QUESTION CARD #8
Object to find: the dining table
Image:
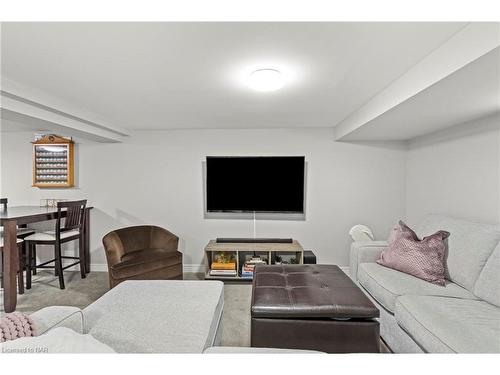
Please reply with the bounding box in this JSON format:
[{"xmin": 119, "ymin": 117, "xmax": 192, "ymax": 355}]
[{"xmin": 1, "ymin": 206, "xmax": 92, "ymax": 313}]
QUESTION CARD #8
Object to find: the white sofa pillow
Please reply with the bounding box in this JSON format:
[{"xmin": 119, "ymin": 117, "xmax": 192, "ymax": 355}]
[{"xmin": 0, "ymin": 327, "xmax": 115, "ymax": 353}]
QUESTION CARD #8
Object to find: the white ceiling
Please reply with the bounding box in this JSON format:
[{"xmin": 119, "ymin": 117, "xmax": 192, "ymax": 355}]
[
  {"xmin": 1, "ymin": 22, "xmax": 467, "ymax": 131},
  {"xmin": 342, "ymin": 47, "xmax": 500, "ymax": 141}
]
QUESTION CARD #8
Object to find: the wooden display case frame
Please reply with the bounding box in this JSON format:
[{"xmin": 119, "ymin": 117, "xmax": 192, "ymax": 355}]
[{"xmin": 32, "ymin": 134, "xmax": 74, "ymax": 188}]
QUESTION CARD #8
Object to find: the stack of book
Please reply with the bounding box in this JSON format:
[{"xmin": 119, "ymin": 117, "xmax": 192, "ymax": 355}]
[
  {"xmin": 210, "ymin": 261, "xmax": 237, "ymax": 277},
  {"xmin": 241, "ymin": 257, "xmax": 267, "ymax": 278},
  {"xmin": 241, "ymin": 263, "xmax": 255, "ymax": 278}
]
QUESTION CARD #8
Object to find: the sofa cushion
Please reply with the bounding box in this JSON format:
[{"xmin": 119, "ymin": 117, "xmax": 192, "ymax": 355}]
[
  {"xmin": 395, "ymin": 295, "xmax": 500, "ymax": 353},
  {"xmin": 416, "ymin": 215, "xmax": 500, "ymax": 291},
  {"xmin": 358, "ymin": 262, "xmax": 477, "ymax": 313},
  {"xmin": 30, "ymin": 306, "xmax": 84, "ymax": 334},
  {"xmin": 111, "ymin": 249, "xmax": 182, "ymax": 279},
  {"xmin": 0, "ymin": 327, "xmax": 115, "ymax": 353},
  {"xmin": 120, "ymin": 248, "xmax": 179, "ymax": 263},
  {"xmin": 83, "ymin": 280, "xmax": 224, "ymax": 353},
  {"xmin": 473, "ymin": 243, "xmax": 500, "ymax": 307}
]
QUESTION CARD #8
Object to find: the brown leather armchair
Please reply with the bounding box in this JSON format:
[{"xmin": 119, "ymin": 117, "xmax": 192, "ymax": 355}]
[{"xmin": 102, "ymin": 225, "xmax": 182, "ymax": 288}]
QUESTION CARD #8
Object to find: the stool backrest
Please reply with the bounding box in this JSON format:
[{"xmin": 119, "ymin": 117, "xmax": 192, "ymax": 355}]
[
  {"xmin": 0, "ymin": 198, "xmax": 7, "ymax": 212},
  {"xmin": 56, "ymin": 200, "xmax": 87, "ymax": 237}
]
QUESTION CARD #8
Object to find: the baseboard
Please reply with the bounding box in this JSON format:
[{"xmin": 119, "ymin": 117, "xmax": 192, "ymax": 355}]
[
  {"xmin": 61, "ymin": 262, "xmax": 349, "ymax": 276},
  {"xmin": 86, "ymin": 263, "xmax": 109, "ymax": 272},
  {"xmin": 61, "ymin": 261, "xmax": 204, "ymax": 274},
  {"xmin": 182, "ymin": 264, "xmax": 205, "ymax": 274}
]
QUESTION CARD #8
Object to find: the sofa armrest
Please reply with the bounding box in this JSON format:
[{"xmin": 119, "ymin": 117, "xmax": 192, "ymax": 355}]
[
  {"xmin": 349, "ymin": 241, "xmax": 388, "ymax": 282},
  {"xmin": 30, "ymin": 306, "xmax": 85, "ymax": 334},
  {"xmin": 102, "ymin": 231, "xmax": 125, "ymax": 268}
]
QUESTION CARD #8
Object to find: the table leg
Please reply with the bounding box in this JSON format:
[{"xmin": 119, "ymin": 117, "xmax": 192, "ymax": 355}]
[
  {"xmin": 3, "ymin": 220, "xmax": 18, "ymax": 313},
  {"xmin": 84, "ymin": 208, "xmax": 90, "ymax": 273}
]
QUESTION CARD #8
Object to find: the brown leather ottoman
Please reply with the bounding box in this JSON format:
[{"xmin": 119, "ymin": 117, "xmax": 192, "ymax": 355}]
[{"xmin": 251, "ymin": 264, "xmax": 380, "ymax": 353}]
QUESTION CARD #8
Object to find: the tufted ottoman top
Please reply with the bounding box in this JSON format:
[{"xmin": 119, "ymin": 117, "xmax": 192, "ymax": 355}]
[{"xmin": 251, "ymin": 265, "xmax": 379, "ymax": 319}]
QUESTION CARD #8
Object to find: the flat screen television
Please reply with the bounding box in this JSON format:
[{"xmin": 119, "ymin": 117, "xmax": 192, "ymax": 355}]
[{"xmin": 206, "ymin": 156, "xmax": 305, "ymax": 213}]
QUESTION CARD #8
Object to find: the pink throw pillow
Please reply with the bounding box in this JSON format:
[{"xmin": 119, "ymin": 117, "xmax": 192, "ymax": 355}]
[
  {"xmin": 377, "ymin": 221, "xmax": 450, "ymax": 286},
  {"xmin": 0, "ymin": 312, "xmax": 37, "ymax": 342}
]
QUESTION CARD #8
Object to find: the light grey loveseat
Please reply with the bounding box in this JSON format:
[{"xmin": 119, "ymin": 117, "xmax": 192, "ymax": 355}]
[{"xmin": 350, "ymin": 215, "xmax": 500, "ymax": 353}]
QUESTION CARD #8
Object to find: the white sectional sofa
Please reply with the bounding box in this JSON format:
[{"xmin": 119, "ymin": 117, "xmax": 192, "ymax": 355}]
[{"xmin": 350, "ymin": 215, "xmax": 500, "ymax": 353}]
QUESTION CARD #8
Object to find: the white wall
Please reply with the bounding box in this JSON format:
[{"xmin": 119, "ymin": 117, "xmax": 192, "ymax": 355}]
[
  {"xmin": 0, "ymin": 128, "xmax": 407, "ymax": 270},
  {"xmin": 406, "ymin": 114, "xmax": 500, "ymax": 226}
]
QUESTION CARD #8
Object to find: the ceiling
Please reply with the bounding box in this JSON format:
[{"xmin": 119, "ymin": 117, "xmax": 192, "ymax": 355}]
[
  {"xmin": 1, "ymin": 22, "xmax": 468, "ymax": 131},
  {"xmin": 342, "ymin": 47, "xmax": 500, "ymax": 141}
]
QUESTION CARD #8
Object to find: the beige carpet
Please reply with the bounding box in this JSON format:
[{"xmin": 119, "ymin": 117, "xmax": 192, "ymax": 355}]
[{"xmin": 1, "ymin": 271, "xmax": 252, "ymax": 347}]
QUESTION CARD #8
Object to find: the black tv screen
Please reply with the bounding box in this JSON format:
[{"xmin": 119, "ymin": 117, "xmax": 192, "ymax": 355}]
[{"xmin": 206, "ymin": 156, "xmax": 305, "ymax": 213}]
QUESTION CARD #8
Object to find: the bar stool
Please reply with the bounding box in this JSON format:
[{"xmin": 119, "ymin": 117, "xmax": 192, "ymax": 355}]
[{"xmin": 24, "ymin": 200, "xmax": 87, "ymax": 290}]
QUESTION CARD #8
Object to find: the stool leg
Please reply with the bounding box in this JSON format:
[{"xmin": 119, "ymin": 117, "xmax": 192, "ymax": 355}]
[
  {"xmin": 1, "ymin": 252, "xmax": 3, "ymax": 288},
  {"xmin": 17, "ymin": 244, "xmax": 24, "ymax": 295},
  {"xmin": 54, "ymin": 266, "xmax": 58, "ymax": 276},
  {"xmin": 26, "ymin": 242, "xmax": 32, "ymax": 289},
  {"xmin": 78, "ymin": 236, "xmax": 86, "ymax": 279},
  {"xmin": 32, "ymin": 246, "xmax": 37, "ymax": 275},
  {"xmin": 54, "ymin": 243, "xmax": 58, "ymax": 276},
  {"xmin": 17, "ymin": 265, "xmax": 24, "ymax": 294},
  {"xmin": 54, "ymin": 241, "xmax": 65, "ymax": 290}
]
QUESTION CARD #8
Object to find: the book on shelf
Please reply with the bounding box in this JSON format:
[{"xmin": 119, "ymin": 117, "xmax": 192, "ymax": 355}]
[
  {"xmin": 240, "ymin": 260, "xmax": 261, "ymax": 278},
  {"xmin": 246, "ymin": 257, "xmax": 267, "ymax": 265},
  {"xmin": 211, "ymin": 262, "xmax": 236, "ymax": 270},
  {"xmin": 209, "ymin": 269, "xmax": 237, "ymax": 276}
]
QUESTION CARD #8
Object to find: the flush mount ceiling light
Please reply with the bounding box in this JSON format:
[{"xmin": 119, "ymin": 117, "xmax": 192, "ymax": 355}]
[{"xmin": 248, "ymin": 69, "xmax": 284, "ymax": 92}]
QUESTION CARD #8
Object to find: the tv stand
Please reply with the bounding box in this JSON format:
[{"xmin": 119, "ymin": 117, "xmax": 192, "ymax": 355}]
[
  {"xmin": 204, "ymin": 239, "xmax": 304, "ymax": 281},
  {"xmin": 216, "ymin": 238, "xmax": 293, "ymax": 244}
]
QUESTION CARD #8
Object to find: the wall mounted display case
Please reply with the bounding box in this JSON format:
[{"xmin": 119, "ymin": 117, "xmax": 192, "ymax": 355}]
[{"xmin": 32, "ymin": 134, "xmax": 74, "ymax": 188}]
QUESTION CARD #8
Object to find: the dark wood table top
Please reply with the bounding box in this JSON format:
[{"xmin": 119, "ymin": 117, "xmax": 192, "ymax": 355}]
[{"xmin": 0, "ymin": 205, "xmax": 93, "ymax": 224}]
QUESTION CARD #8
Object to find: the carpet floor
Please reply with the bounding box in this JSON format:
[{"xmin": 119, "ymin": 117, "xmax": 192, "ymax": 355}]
[{"xmin": 1, "ymin": 271, "xmax": 388, "ymax": 351}]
